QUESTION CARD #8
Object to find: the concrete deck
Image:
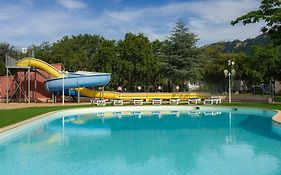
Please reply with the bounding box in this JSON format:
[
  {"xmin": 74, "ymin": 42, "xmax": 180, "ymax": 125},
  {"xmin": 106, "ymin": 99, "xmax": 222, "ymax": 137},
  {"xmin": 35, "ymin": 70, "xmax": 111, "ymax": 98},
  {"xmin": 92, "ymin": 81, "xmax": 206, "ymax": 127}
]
[{"xmin": 272, "ymin": 110, "xmax": 281, "ymax": 124}]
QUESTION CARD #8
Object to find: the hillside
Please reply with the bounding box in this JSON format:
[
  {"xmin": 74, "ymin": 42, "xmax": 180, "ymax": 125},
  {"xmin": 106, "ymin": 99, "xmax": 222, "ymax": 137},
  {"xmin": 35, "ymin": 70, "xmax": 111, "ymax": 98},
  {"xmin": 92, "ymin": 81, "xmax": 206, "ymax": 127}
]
[{"xmin": 205, "ymin": 34, "xmax": 272, "ymax": 54}]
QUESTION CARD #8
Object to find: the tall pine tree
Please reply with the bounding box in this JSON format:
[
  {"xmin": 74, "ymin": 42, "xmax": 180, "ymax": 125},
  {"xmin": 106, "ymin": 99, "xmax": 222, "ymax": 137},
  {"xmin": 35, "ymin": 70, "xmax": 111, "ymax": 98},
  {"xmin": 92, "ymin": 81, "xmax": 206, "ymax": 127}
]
[{"xmin": 163, "ymin": 20, "xmax": 201, "ymax": 85}]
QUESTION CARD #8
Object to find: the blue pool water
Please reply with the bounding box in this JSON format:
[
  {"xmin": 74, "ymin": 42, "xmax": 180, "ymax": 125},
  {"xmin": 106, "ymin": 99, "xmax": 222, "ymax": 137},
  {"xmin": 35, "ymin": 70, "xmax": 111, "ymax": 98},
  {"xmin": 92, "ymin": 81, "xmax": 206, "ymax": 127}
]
[{"xmin": 0, "ymin": 107, "xmax": 281, "ymax": 175}]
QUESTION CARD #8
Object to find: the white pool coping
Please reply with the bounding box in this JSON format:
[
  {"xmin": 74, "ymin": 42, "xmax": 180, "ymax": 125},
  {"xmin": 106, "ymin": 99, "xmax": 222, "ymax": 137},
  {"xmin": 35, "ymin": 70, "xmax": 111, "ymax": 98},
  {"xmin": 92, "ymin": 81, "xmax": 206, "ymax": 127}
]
[
  {"xmin": 272, "ymin": 110, "xmax": 281, "ymax": 124},
  {"xmin": 0, "ymin": 105, "xmax": 278, "ymax": 144}
]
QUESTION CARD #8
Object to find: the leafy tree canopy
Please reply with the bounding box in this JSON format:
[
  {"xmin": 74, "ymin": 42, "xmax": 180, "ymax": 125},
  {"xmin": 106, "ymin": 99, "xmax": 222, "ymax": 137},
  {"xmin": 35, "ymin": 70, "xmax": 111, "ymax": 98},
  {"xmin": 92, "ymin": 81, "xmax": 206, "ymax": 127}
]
[
  {"xmin": 0, "ymin": 43, "xmax": 18, "ymax": 75},
  {"xmin": 163, "ymin": 20, "xmax": 201, "ymax": 84},
  {"xmin": 117, "ymin": 33, "xmax": 160, "ymax": 86},
  {"xmin": 231, "ymin": 0, "xmax": 281, "ymax": 45}
]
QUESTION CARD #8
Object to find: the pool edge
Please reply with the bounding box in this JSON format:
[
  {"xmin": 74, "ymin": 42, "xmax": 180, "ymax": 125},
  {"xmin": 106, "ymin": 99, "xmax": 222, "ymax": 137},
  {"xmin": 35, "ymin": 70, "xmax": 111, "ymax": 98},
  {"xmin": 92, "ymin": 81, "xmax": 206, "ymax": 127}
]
[
  {"xmin": 0, "ymin": 106, "xmax": 212, "ymax": 134},
  {"xmin": 0, "ymin": 111, "xmax": 58, "ymax": 133},
  {"xmin": 272, "ymin": 110, "xmax": 281, "ymax": 124},
  {"xmin": 1, "ymin": 105, "xmax": 280, "ymax": 134}
]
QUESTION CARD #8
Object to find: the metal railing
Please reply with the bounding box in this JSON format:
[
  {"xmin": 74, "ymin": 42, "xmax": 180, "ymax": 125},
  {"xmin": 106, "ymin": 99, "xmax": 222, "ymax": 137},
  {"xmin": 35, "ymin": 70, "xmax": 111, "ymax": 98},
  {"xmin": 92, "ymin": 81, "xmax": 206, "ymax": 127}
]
[{"xmin": 5, "ymin": 55, "xmax": 17, "ymax": 67}]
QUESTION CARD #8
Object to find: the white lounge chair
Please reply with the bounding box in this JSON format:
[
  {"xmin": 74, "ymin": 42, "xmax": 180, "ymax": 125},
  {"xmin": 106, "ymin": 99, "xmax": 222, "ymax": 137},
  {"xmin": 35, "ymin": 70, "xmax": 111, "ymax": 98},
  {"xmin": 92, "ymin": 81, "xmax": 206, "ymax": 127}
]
[
  {"xmin": 113, "ymin": 99, "xmax": 123, "ymax": 106},
  {"xmin": 212, "ymin": 97, "xmax": 222, "ymax": 104},
  {"xmin": 132, "ymin": 99, "xmax": 143, "ymax": 105},
  {"xmin": 91, "ymin": 99, "xmax": 106, "ymax": 106},
  {"xmin": 203, "ymin": 97, "xmax": 222, "ymax": 105},
  {"xmin": 188, "ymin": 98, "xmax": 201, "ymax": 105},
  {"xmin": 152, "ymin": 98, "xmax": 162, "ymax": 105},
  {"xmin": 170, "ymin": 98, "xmax": 180, "ymax": 105},
  {"xmin": 203, "ymin": 98, "xmax": 214, "ymax": 105}
]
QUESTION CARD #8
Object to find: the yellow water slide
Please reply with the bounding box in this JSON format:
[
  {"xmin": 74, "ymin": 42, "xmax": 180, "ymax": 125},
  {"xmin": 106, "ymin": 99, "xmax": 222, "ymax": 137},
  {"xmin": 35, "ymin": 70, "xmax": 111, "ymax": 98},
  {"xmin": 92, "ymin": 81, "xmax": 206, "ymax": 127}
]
[
  {"xmin": 78, "ymin": 88, "xmax": 209, "ymax": 101},
  {"xmin": 16, "ymin": 57, "xmax": 210, "ymax": 101},
  {"xmin": 17, "ymin": 57, "xmax": 64, "ymax": 78}
]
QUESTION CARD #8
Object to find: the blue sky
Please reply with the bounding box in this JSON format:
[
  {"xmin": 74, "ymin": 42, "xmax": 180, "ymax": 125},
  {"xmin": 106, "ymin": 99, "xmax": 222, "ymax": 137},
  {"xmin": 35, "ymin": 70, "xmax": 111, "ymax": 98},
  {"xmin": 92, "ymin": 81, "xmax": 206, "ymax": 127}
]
[{"xmin": 0, "ymin": 0, "xmax": 264, "ymax": 47}]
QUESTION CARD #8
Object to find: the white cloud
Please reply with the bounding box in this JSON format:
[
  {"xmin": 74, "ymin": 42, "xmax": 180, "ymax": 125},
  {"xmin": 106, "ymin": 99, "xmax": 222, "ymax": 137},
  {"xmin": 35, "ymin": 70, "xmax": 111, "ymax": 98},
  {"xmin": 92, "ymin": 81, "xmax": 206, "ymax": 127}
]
[
  {"xmin": 0, "ymin": 6, "xmax": 23, "ymax": 21},
  {"xmin": 105, "ymin": 9, "xmax": 144, "ymax": 22},
  {"xmin": 0, "ymin": 0, "xmax": 264, "ymax": 46},
  {"xmin": 55, "ymin": 0, "xmax": 88, "ymax": 10},
  {"xmin": 104, "ymin": 0, "xmax": 262, "ymax": 45},
  {"xmin": 185, "ymin": 0, "xmax": 259, "ymax": 23},
  {"xmin": 104, "ymin": 0, "xmax": 259, "ymax": 23}
]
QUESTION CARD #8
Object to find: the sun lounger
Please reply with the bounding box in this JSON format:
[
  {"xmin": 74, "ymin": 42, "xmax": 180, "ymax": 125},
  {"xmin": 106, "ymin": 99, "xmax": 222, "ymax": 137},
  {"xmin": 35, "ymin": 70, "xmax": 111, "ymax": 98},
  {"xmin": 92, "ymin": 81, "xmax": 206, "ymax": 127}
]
[
  {"xmin": 203, "ymin": 97, "xmax": 222, "ymax": 105},
  {"xmin": 170, "ymin": 98, "xmax": 180, "ymax": 105},
  {"xmin": 188, "ymin": 98, "xmax": 201, "ymax": 105},
  {"xmin": 203, "ymin": 98, "xmax": 214, "ymax": 105},
  {"xmin": 91, "ymin": 99, "xmax": 106, "ymax": 106},
  {"xmin": 212, "ymin": 97, "xmax": 222, "ymax": 104},
  {"xmin": 132, "ymin": 99, "xmax": 143, "ymax": 105},
  {"xmin": 152, "ymin": 98, "xmax": 162, "ymax": 105},
  {"xmin": 113, "ymin": 99, "xmax": 123, "ymax": 106}
]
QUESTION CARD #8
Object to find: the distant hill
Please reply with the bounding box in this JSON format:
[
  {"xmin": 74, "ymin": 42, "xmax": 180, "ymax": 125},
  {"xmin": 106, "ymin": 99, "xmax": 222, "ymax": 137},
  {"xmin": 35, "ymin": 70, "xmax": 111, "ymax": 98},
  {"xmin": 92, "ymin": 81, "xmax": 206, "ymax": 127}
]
[{"xmin": 205, "ymin": 34, "xmax": 272, "ymax": 54}]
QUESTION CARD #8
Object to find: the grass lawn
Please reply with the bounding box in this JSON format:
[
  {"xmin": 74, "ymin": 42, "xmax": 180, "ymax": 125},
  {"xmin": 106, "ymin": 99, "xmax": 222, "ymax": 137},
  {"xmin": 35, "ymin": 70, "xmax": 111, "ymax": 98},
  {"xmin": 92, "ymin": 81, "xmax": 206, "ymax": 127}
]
[
  {"xmin": 0, "ymin": 105, "xmax": 92, "ymax": 128},
  {"xmin": 0, "ymin": 102, "xmax": 280, "ymax": 129}
]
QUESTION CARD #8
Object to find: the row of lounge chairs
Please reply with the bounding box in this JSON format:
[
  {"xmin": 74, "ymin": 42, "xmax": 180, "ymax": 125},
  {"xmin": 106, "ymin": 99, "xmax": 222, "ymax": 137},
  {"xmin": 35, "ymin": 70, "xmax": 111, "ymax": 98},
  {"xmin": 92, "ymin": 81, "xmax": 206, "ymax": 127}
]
[{"xmin": 91, "ymin": 97, "xmax": 222, "ymax": 106}]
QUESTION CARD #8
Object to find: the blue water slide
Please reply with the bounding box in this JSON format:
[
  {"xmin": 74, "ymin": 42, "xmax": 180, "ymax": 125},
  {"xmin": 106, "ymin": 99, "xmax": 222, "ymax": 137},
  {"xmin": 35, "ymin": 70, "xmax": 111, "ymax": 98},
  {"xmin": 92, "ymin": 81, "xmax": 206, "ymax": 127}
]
[{"xmin": 44, "ymin": 71, "xmax": 111, "ymax": 94}]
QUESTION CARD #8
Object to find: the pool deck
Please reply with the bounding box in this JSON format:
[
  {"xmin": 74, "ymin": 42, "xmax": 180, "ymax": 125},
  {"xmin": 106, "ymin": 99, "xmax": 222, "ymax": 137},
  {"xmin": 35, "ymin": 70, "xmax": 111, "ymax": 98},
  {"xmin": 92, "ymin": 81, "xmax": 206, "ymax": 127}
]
[{"xmin": 272, "ymin": 110, "xmax": 281, "ymax": 124}]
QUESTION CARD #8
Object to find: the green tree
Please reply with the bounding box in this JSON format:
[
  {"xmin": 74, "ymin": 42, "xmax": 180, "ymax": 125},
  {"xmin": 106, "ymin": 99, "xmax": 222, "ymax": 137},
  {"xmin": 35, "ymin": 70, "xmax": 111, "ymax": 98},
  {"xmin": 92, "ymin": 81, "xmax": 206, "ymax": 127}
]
[
  {"xmin": 117, "ymin": 33, "xmax": 160, "ymax": 88},
  {"xmin": 51, "ymin": 35, "xmax": 100, "ymax": 71},
  {"xmin": 152, "ymin": 40, "xmax": 166, "ymax": 84},
  {"xmin": 30, "ymin": 42, "xmax": 53, "ymax": 60},
  {"xmin": 0, "ymin": 43, "xmax": 18, "ymax": 75},
  {"xmin": 201, "ymin": 45, "xmax": 248, "ymax": 92},
  {"xmin": 231, "ymin": 0, "xmax": 281, "ymax": 45},
  {"xmin": 246, "ymin": 45, "xmax": 281, "ymax": 83},
  {"xmin": 92, "ymin": 39, "xmax": 120, "ymax": 85},
  {"xmin": 49, "ymin": 34, "xmax": 114, "ymax": 72},
  {"xmin": 163, "ymin": 20, "xmax": 201, "ymax": 86}
]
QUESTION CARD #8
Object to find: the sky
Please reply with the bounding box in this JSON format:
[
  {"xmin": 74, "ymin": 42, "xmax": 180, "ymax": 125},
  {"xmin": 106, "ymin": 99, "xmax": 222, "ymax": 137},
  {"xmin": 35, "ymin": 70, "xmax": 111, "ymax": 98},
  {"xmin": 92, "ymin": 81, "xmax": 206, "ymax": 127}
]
[{"xmin": 0, "ymin": 0, "xmax": 264, "ymax": 47}]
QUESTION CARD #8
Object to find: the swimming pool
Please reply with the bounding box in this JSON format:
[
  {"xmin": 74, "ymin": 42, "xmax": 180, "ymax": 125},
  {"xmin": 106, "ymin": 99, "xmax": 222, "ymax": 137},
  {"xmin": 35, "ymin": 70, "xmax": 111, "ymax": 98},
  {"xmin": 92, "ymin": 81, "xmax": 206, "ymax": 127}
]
[{"xmin": 0, "ymin": 106, "xmax": 281, "ymax": 175}]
